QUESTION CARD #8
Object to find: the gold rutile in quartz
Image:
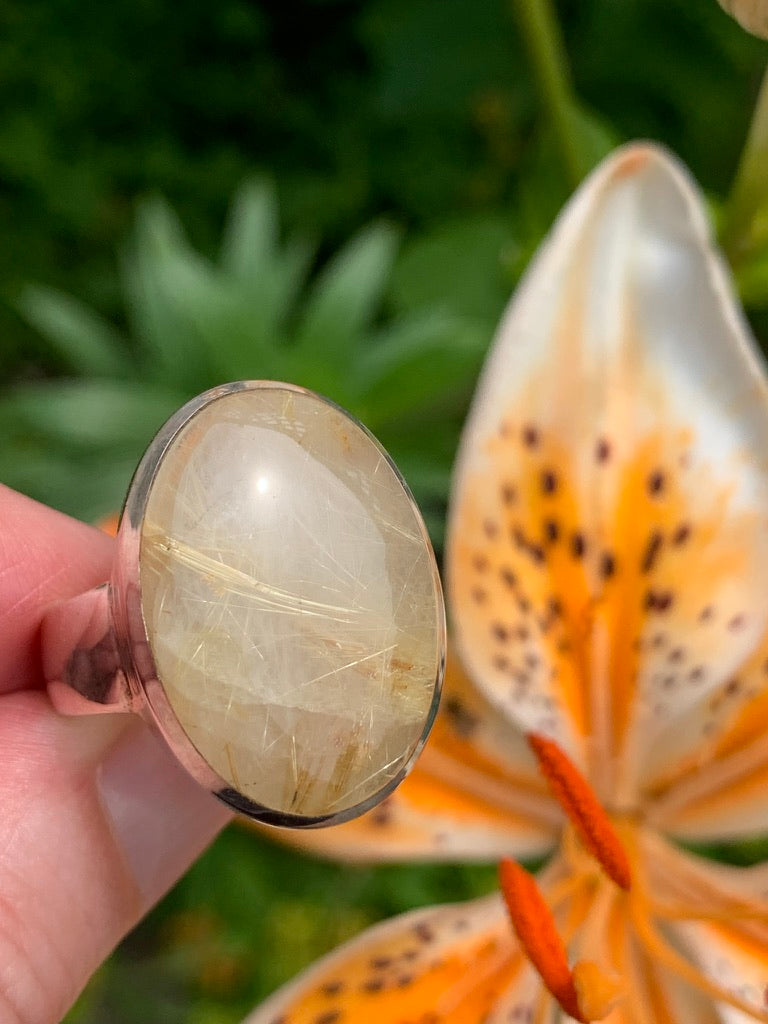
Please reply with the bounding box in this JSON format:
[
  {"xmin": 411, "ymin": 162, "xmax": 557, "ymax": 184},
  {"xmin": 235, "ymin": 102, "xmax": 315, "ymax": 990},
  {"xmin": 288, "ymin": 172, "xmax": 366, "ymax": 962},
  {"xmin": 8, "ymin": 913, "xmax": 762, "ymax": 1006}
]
[{"xmin": 139, "ymin": 386, "xmax": 442, "ymax": 818}]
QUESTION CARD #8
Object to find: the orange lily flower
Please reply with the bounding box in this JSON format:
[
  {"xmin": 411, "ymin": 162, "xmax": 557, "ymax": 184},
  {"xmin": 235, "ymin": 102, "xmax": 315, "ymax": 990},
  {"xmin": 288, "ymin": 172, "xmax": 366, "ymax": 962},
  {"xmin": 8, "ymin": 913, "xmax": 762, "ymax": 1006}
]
[{"xmin": 244, "ymin": 143, "xmax": 768, "ymax": 1023}]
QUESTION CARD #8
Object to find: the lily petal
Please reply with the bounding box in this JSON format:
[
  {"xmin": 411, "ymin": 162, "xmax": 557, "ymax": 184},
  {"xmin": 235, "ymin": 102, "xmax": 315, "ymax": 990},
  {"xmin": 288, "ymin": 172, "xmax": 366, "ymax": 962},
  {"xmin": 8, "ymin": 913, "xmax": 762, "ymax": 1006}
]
[
  {"xmin": 671, "ymin": 920, "xmax": 768, "ymax": 1024},
  {"xmin": 271, "ymin": 655, "xmax": 561, "ymax": 862},
  {"xmin": 647, "ymin": 627, "xmax": 768, "ymax": 840},
  {"xmin": 635, "ymin": 833, "xmax": 768, "ymax": 1021},
  {"xmin": 643, "ymin": 621, "xmax": 768, "ymax": 786},
  {"xmin": 447, "ymin": 142, "xmax": 768, "ymax": 810},
  {"xmin": 241, "ymin": 893, "xmax": 541, "ymax": 1024}
]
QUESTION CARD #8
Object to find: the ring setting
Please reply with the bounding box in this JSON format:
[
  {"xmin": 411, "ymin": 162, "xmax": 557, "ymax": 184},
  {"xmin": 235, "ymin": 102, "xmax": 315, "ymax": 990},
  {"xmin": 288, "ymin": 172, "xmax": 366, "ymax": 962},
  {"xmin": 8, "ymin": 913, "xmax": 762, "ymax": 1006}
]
[{"xmin": 44, "ymin": 381, "xmax": 445, "ymax": 827}]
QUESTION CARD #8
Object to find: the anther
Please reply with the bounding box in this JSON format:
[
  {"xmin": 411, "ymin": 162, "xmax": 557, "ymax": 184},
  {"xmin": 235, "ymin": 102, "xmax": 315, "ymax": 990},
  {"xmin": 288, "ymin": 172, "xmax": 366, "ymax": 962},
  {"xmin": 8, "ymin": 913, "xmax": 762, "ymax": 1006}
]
[
  {"xmin": 528, "ymin": 734, "xmax": 631, "ymax": 890},
  {"xmin": 499, "ymin": 859, "xmax": 583, "ymax": 1020},
  {"xmin": 499, "ymin": 861, "xmax": 621, "ymax": 1022}
]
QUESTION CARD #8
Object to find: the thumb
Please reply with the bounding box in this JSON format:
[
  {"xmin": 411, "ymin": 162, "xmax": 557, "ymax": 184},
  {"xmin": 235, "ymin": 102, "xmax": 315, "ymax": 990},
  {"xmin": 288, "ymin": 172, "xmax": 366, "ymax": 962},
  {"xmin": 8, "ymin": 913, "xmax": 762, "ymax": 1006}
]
[{"xmin": 0, "ymin": 692, "xmax": 230, "ymax": 1024}]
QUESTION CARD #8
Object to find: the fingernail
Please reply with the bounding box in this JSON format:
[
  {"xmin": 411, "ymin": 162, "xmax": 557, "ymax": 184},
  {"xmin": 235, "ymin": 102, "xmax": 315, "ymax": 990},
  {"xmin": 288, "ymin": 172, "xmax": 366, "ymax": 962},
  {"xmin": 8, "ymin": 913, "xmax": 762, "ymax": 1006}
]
[{"xmin": 98, "ymin": 721, "xmax": 232, "ymax": 906}]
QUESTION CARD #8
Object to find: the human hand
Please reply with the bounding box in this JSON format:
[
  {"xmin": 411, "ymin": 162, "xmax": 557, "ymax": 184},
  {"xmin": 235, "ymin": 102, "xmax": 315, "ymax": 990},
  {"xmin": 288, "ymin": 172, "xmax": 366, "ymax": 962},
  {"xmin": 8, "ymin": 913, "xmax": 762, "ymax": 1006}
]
[{"xmin": 0, "ymin": 484, "xmax": 231, "ymax": 1023}]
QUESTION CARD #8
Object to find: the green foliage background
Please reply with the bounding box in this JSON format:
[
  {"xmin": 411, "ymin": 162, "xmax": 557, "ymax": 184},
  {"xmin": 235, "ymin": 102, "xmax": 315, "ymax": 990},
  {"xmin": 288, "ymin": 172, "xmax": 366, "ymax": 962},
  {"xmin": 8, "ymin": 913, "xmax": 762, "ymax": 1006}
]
[{"xmin": 1, "ymin": 1, "xmax": 768, "ymax": 1021}]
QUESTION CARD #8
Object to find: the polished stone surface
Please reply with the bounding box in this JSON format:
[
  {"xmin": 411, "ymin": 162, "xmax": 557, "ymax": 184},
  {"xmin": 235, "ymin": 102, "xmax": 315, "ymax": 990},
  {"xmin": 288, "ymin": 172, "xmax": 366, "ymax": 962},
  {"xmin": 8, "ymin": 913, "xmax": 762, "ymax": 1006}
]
[{"xmin": 139, "ymin": 386, "xmax": 441, "ymax": 818}]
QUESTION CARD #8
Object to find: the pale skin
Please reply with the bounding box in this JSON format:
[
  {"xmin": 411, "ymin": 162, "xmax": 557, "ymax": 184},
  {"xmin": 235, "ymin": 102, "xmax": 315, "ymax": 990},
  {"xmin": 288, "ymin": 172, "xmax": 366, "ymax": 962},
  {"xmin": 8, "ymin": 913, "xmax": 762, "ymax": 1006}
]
[{"xmin": 0, "ymin": 484, "xmax": 232, "ymax": 1024}]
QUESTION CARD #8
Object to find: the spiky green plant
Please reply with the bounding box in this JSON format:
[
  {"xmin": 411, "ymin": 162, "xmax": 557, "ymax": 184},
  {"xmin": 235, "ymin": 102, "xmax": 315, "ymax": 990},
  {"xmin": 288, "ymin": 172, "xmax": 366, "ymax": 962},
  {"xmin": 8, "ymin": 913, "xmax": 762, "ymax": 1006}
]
[{"xmin": 0, "ymin": 181, "xmax": 493, "ymax": 544}]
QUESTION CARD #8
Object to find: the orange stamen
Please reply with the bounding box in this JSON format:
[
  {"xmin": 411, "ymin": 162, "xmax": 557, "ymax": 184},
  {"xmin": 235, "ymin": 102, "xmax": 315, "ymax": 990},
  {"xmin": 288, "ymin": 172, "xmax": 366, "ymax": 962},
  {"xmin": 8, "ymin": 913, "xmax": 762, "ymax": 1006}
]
[
  {"xmin": 528, "ymin": 733, "xmax": 631, "ymax": 890},
  {"xmin": 499, "ymin": 858, "xmax": 585, "ymax": 1021}
]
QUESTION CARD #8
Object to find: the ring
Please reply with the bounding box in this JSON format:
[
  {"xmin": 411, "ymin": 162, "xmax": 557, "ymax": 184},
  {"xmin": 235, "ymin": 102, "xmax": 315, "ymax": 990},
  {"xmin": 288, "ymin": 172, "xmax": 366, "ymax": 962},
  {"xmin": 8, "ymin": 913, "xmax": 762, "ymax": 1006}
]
[{"xmin": 43, "ymin": 381, "xmax": 445, "ymax": 827}]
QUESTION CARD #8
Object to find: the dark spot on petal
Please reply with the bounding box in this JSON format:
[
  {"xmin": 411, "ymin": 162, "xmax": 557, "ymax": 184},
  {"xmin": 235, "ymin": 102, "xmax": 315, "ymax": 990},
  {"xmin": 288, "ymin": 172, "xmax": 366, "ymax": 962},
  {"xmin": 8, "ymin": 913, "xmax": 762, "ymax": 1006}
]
[
  {"xmin": 668, "ymin": 647, "xmax": 684, "ymax": 664},
  {"xmin": 370, "ymin": 956, "xmax": 392, "ymax": 970},
  {"xmin": 529, "ymin": 543, "xmax": 546, "ymax": 565},
  {"xmin": 471, "ymin": 587, "xmax": 487, "ymax": 604},
  {"xmin": 492, "ymin": 623, "xmax": 510, "ymax": 642},
  {"xmin": 689, "ymin": 666, "xmax": 705, "ymax": 684},
  {"xmin": 362, "ymin": 978, "xmax": 385, "ymax": 994},
  {"xmin": 522, "ymin": 425, "xmax": 539, "ymax": 448},
  {"xmin": 517, "ymin": 596, "xmax": 531, "ymax": 614},
  {"xmin": 414, "ymin": 922, "xmax": 435, "ymax": 943},
  {"xmin": 600, "ymin": 552, "xmax": 616, "ymax": 579},
  {"xmin": 541, "ymin": 469, "xmax": 557, "ymax": 495},
  {"xmin": 725, "ymin": 678, "xmax": 740, "ymax": 696},
  {"xmin": 516, "ymin": 625, "xmax": 530, "ymax": 641},
  {"xmin": 662, "ymin": 675, "xmax": 676, "ymax": 689},
  {"xmin": 641, "ymin": 530, "xmax": 663, "ymax": 573},
  {"xmin": 699, "ymin": 605, "xmax": 714, "ymax": 622},
  {"xmin": 548, "ymin": 596, "xmax": 563, "ymax": 618},
  {"xmin": 322, "ymin": 980, "xmax": 345, "ymax": 996},
  {"xmin": 473, "ymin": 554, "xmax": 489, "ymax": 573},
  {"xmin": 500, "ymin": 567, "xmax": 517, "ymax": 588},
  {"xmin": 570, "ymin": 532, "xmax": 586, "ymax": 558},
  {"xmin": 444, "ymin": 696, "xmax": 478, "ymax": 737},
  {"xmin": 493, "ymin": 655, "xmax": 509, "ymax": 672},
  {"xmin": 512, "ymin": 525, "xmax": 526, "ymax": 550},
  {"xmin": 728, "ymin": 614, "xmax": 746, "ymax": 631},
  {"xmin": 314, "ymin": 1012, "xmax": 342, "ymax": 1024},
  {"xmin": 501, "ymin": 483, "xmax": 517, "ymax": 505},
  {"xmin": 483, "ymin": 519, "xmax": 498, "ymax": 539},
  {"xmin": 544, "ymin": 519, "xmax": 560, "ymax": 544},
  {"xmin": 596, "ymin": 438, "xmax": 611, "ymax": 462},
  {"xmin": 397, "ymin": 975, "xmax": 414, "ymax": 988},
  {"xmin": 672, "ymin": 523, "xmax": 691, "ymax": 546},
  {"xmin": 645, "ymin": 590, "xmax": 674, "ymax": 613},
  {"xmin": 370, "ymin": 800, "xmax": 392, "ymax": 826},
  {"xmin": 648, "ymin": 470, "xmax": 665, "ymax": 496},
  {"xmin": 651, "ymin": 632, "xmax": 667, "ymax": 648}
]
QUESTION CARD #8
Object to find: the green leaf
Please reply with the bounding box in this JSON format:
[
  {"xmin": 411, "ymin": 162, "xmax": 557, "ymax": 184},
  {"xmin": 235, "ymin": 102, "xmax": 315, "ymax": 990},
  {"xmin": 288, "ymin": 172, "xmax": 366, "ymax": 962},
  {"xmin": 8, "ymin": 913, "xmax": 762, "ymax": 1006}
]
[
  {"xmin": 736, "ymin": 242, "xmax": 768, "ymax": 308},
  {"xmin": 355, "ymin": 313, "xmax": 487, "ymax": 427},
  {"xmin": 125, "ymin": 191, "xmax": 315, "ymax": 385},
  {"xmin": 219, "ymin": 179, "xmax": 316, "ymax": 370},
  {"xmin": 0, "ymin": 445, "xmax": 137, "ymax": 521},
  {"xmin": 123, "ymin": 198, "xmax": 218, "ymax": 388},
  {"xmin": 0, "ymin": 379, "xmax": 184, "ymax": 451},
  {"xmin": 293, "ymin": 222, "xmax": 401, "ymax": 366},
  {"xmin": 389, "ymin": 214, "xmax": 516, "ymax": 321},
  {"xmin": 565, "ymin": 100, "xmax": 619, "ymax": 180},
  {"xmin": 220, "ymin": 178, "xmax": 280, "ymax": 282},
  {"xmin": 17, "ymin": 285, "xmax": 131, "ymax": 377}
]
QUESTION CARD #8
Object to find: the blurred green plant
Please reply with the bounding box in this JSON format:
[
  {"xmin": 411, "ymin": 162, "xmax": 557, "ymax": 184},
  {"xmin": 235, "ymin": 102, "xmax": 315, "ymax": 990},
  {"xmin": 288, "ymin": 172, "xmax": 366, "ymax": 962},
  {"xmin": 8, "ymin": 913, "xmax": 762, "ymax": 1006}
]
[{"xmin": 0, "ymin": 180, "xmax": 508, "ymax": 545}]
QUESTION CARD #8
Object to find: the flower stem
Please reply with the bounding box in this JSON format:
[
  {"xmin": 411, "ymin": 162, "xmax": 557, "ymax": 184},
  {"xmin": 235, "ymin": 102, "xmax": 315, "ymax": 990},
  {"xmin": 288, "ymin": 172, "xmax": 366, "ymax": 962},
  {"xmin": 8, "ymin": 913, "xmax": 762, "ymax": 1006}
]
[
  {"xmin": 512, "ymin": 0, "xmax": 582, "ymax": 189},
  {"xmin": 722, "ymin": 63, "xmax": 768, "ymax": 265}
]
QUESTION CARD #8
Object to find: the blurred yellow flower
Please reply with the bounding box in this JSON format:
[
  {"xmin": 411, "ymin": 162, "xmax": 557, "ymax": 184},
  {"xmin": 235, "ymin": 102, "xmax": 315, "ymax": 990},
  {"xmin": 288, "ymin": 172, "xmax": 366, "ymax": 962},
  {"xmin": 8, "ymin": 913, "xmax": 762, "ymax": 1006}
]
[{"xmin": 245, "ymin": 143, "xmax": 768, "ymax": 1023}]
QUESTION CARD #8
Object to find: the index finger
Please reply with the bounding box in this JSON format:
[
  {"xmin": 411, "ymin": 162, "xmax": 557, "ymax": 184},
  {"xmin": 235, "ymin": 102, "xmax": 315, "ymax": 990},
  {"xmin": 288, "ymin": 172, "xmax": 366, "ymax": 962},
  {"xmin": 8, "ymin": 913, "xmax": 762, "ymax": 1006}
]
[{"xmin": 0, "ymin": 484, "xmax": 114, "ymax": 694}]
